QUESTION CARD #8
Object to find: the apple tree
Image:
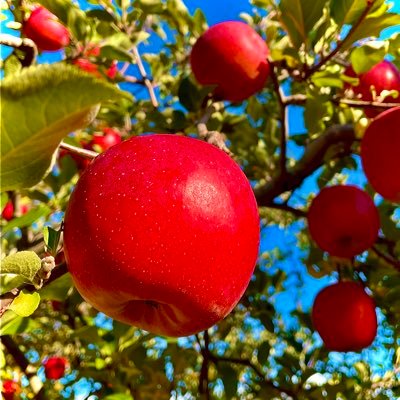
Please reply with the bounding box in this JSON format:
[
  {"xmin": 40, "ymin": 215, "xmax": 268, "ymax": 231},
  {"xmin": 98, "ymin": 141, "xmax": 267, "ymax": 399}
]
[{"xmin": 1, "ymin": 0, "xmax": 400, "ymax": 399}]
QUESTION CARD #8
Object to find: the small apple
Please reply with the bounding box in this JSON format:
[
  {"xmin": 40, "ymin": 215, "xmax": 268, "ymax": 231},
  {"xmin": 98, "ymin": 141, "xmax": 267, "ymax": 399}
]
[
  {"xmin": 307, "ymin": 185, "xmax": 380, "ymax": 258},
  {"xmin": 88, "ymin": 127, "xmax": 122, "ymax": 152},
  {"xmin": 345, "ymin": 60, "xmax": 400, "ymax": 118},
  {"xmin": 23, "ymin": 6, "xmax": 70, "ymax": 52},
  {"xmin": 1, "ymin": 380, "xmax": 20, "ymax": 400},
  {"xmin": 361, "ymin": 106, "xmax": 400, "ymax": 203},
  {"xmin": 43, "ymin": 356, "xmax": 68, "ymax": 380},
  {"xmin": 64, "ymin": 134, "xmax": 260, "ymax": 337},
  {"xmin": 190, "ymin": 21, "xmax": 270, "ymax": 102},
  {"xmin": 1, "ymin": 201, "xmax": 14, "ymax": 221},
  {"xmin": 72, "ymin": 58, "xmax": 103, "ymax": 79},
  {"xmin": 312, "ymin": 281, "xmax": 377, "ymax": 352}
]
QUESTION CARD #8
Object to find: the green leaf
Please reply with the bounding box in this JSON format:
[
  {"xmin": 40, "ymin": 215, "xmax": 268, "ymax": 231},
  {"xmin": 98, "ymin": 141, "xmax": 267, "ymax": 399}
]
[
  {"xmin": 350, "ymin": 42, "xmax": 387, "ymax": 74},
  {"xmin": 100, "ymin": 45, "xmax": 134, "ymax": 63},
  {"xmin": 0, "ymin": 311, "xmax": 40, "ymax": 336},
  {"xmin": 257, "ymin": 341, "xmax": 271, "ymax": 365},
  {"xmin": 39, "ymin": 273, "xmax": 73, "ymax": 301},
  {"xmin": 9, "ymin": 291, "xmax": 40, "ymax": 317},
  {"xmin": 331, "ymin": 0, "xmax": 385, "ymax": 26},
  {"xmin": 43, "ymin": 226, "xmax": 63, "ymax": 256},
  {"xmin": 1, "ymin": 63, "xmax": 132, "ymax": 191},
  {"xmin": 279, "ymin": 0, "xmax": 326, "ymax": 49},
  {"xmin": 0, "ymin": 192, "xmax": 7, "ymax": 211},
  {"xmin": 134, "ymin": 0, "xmax": 166, "ymax": 14},
  {"xmin": 103, "ymin": 394, "xmax": 133, "ymax": 400},
  {"xmin": 1, "ymin": 251, "xmax": 42, "ymax": 285},
  {"xmin": 2, "ymin": 205, "xmax": 51, "ymax": 234},
  {"xmin": 219, "ymin": 364, "xmax": 238, "ymax": 398},
  {"xmin": 178, "ymin": 76, "xmax": 211, "ymax": 112}
]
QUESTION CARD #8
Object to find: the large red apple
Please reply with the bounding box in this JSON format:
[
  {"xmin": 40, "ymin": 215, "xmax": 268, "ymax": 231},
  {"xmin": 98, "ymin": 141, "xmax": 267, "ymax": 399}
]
[
  {"xmin": 43, "ymin": 356, "xmax": 68, "ymax": 380},
  {"xmin": 345, "ymin": 60, "xmax": 400, "ymax": 117},
  {"xmin": 64, "ymin": 134, "xmax": 260, "ymax": 337},
  {"xmin": 312, "ymin": 281, "xmax": 377, "ymax": 352},
  {"xmin": 361, "ymin": 106, "xmax": 400, "ymax": 203},
  {"xmin": 23, "ymin": 7, "xmax": 70, "ymax": 52},
  {"xmin": 307, "ymin": 185, "xmax": 380, "ymax": 258},
  {"xmin": 190, "ymin": 21, "xmax": 270, "ymax": 102}
]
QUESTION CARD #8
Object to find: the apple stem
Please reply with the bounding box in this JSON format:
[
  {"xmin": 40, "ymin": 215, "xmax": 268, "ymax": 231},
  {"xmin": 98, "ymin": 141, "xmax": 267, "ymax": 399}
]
[{"xmin": 59, "ymin": 141, "xmax": 98, "ymax": 160}]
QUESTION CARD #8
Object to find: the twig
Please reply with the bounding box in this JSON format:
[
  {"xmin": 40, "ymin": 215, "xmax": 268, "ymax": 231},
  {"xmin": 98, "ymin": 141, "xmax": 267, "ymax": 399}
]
[
  {"xmin": 267, "ymin": 203, "xmax": 307, "ymax": 218},
  {"xmin": 254, "ymin": 124, "xmax": 355, "ymax": 206},
  {"xmin": 198, "ymin": 331, "xmax": 210, "ymax": 399},
  {"xmin": 59, "ymin": 142, "xmax": 98, "ymax": 160},
  {"xmin": 371, "ymin": 246, "xmax": 400, "ymax": 272},
  {"xmin": 132, "ymin": 46, "xmax": 159, "ymax": 107},
  {"xmin": 268, "ymin": 60, "xmax": 288, "ymax": 176},
  {"xmin": 302, "ymin": 1, "xmax": 373, "ymax": 80},
  {"xmin": 0, "ymin": 33, "xmax": 37, "ymax": 66}
]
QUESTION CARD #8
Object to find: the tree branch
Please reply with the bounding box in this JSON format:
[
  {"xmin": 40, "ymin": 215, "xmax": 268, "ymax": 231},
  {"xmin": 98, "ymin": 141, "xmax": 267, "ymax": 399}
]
[
  {"xmin": 267, "ymin": 203, "xmax": 307, "ymax": 218},
  {"xmin": 132, "ymin": 46, "xmax": 159, "ymax": 107},
  {"xmin": 371, "ymin": 246, "xmax": 400, "ymax": 272},
  {"xmin": 0, "ymin": 33, "xmax": 37, "ymax": 66},
  {"xmin": 302, "ymin": 1, "xmax": 373, "ymax": 79},
  {"xmin": 255, "ymin": 124, "xmax": 355, "ymax": 206}
]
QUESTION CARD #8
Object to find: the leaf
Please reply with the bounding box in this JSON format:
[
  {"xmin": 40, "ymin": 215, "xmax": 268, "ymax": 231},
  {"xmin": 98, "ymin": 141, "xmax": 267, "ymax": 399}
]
[
  {"xmin": 103, "ymin": 394, "xmax": 133, "ymax": 400},
  {"xmin": 178, "ymin": 76, "xmax": 211, "ymax": 112},
  {"xmin": 350, "ymin": 42, "xmax": 387, "ymax": 74},
  {"xmin": 0, "ymin": 311, "xmax": 40, "ymax": 336},
  {"xmin": 1, "ymin": 251, "xmax": 42, "ymax": 285},
  {"xmin": 39, "ymin": 273, "xmax": 73, "ymax": 301},
  {"xmin": 279, "ymin": 0, "xmax": 326, "ymax": 49},
  {"xmin": 100, "ymin": 45, "xmax": 134, "ymax": 63},
  {"xmin": 219, "ymin": 364, "xmax": 238, "ymax": 398},
  {"xmin": 257, "ymin": 341, "xmax": 271, "ymax": 365},
  {"xmin": 9, "ymin": 291, "xmax": 40, "ymax": 317},
  {"xmin": 1, "ymin": 63, "xmax": 132, "ymax": 191},
  {"xmin": 43, "ymin": 226, "xmax": 63, "ymax": 256},
  {"xmin": 0, "ymin": 192, "xmax": 7, "ymax": 211},
  {"xmin": 331, "ymin": 0, "xmax": 385, "ymax": 26},
  {"xmin": 1, "ymin": 205, "xmax": 51, "ymax": 234}
]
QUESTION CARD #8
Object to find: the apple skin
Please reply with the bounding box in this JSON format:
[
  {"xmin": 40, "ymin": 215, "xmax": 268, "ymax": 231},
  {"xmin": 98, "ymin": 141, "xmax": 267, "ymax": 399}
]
[
  {"xmin": 312, "ymin": 281, "xmax": 377, "ymax": 352},
  {"xmin": 43, "ymin": 356, "xmax": 68, "ymax": 380},
  {"xmin": 361, "ymin": 106, "xmax": 400, "ymax": 203},
  {"xmin": 345, "ymin": 60, "xmax": 400, "ymax": 118},
  {"xmin": 1, "ymin": 380, "xmax": 20, "ymax": 400},
  {"xmin": 63, "ymin": 134, "xmax": 260, "ymax": 337},
  {"xmin": 190, "ymin": 21, "xmax": 270, "ymax": 102},
  {"xmin": 23, "ymin": 7, "xmax": 70, "ymax": 52},
  {"xmin": 1, "ymin": 201, "xmax": 14, "ymax": 221},
  {"xmin": 307, "ymin": 185, "xmax": 380, "ymax": 258}
]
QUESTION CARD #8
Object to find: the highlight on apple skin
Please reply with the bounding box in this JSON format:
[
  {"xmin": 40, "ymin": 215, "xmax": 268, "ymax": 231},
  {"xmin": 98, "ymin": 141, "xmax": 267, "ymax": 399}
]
[
  {"xmin": 63, "ymin": 134, "xmax": 260, "ymax": 337},
  {"xmin": 23, "ymin": 6, "xmax": 70, "ymax": 52},
  {"xmin": 312, "ymin": 281, "xmax": 377, "ymax": 352},
  {"xmin": 361, "ymin": 106, "xmax": 400, "ymax": 203},
  {"xmin": 307, "ymin": 185, "xmax": 380, "ymax": 258},
  {"xmin": 190, "ymin": 21, "xmax": 270, "ymax": 102},
  {"xmin": 345, "ymin": 60, "xmax": 400, "ymax": 118}
]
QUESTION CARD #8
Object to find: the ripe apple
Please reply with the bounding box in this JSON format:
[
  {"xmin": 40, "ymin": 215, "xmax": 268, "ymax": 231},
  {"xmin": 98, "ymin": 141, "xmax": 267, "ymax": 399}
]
[
  {"xmin": 88, "ymin": 128, "xmax": 122, "ymax": 152},
  {"xmin": 73, "ymin": 58, "xmax": 118, "ymax": 80},
  {"xmin": 312, "ymin": 281, "xmax": 377, "ymax": 352},
  {"xmin": 1, "ymin": 201, "xmax": 14, "ymax": 221},
  {"xmin": 307, "ymin": 185, "xmax": 380, "ymax": 258},
  {"xmin": 43, "ymin": 356, "xmax": 68, "ymax": 380},
  {"xmin": 345, "ymin": 60, "xmax": 400, "ymax": 117},
  {"xmin": 190, "ymin": 21, "xmax": 270, "ymax": 102},
  {"xmin": 361, "ymin": 106, "xmax": 400, "ymax": 203},
  {"xmin": 63, "ymin": 134, "xmax": 260, "ymax": 337},
  {"xmin": 23, "ymin": 6, "xmax": 70, "ymax": 52},
  {"xmin": 1, "ymin": 380, "xmax": 20, "ymax": 400}
]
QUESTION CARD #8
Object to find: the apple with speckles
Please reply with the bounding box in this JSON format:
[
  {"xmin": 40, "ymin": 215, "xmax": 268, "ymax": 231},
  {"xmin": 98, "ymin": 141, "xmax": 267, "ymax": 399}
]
[
  {"xmin": 190, "ymin": 21, "xmax": 270, "ymax": 102},
  {"xmin": 307, "ymin": 185, "xmax": 380, "ymax": 258},
  {"xmin": 312, "ymin": 281, "xmax": 377, "ymax": 352},
  {"xmin": 361, "ymin": 106, "xmax": 400, "ymax": 203},
  {"xmin": 63, "ymin": 134, "xmax": 260, "ymax": 337}
]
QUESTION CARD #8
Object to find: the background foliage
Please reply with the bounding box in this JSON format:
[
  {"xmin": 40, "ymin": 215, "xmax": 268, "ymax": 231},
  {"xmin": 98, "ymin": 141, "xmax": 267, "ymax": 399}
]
[{"xmin": 1, "ymin": 0, "xmax": 400, "ymax": 399}]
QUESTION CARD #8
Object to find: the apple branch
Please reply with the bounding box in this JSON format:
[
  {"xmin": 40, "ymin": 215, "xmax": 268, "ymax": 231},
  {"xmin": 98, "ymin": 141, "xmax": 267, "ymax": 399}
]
[
  {"xmin": 59, "ymin": 142, "xmax": 98, "ymax": 159},
  {"xmin": 268, "ymin": 203, "xmax": 307, "ymax": 218},
  {"xmin": 196, "ymin": 103, "xmax": 232, "ymax": 155},
  {"xmin": 371, "ymin": 245, "xmax": 400, "ymax": 272},
  {"xmin": 196, "ymin": 331, "xmax": 211, "ymax": 399},
  {"xmin": 302, "ymin": 1, "xmax": 373, "ymax": 80},
  {"xmin": 268, "ymin": 60, "xmax": 288, "ymax": 176},
  {"xmin": 132, "ymin": 46, "xmax": 159, "ymax": 107},
  {"xmin": 0, "ymin": 33, "xmax": 37, "ymax": 66},
  {"xmin": 255, "ymin": 124, "xmax": 355, "ymax": 206}
]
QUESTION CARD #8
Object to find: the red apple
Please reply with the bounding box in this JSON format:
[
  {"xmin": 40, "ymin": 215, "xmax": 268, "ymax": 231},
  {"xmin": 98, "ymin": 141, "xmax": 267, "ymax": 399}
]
[
  {"xmin": 361, "ymin": 106, "xmax": 400, "ymax": 203},
  {"xmin": 2, "ymin": 201, "xmax": 14, "ymax": 221},
  {"xmin": 345, "ymin": 60, "xmax": 400, "ymax": 117},
  {"xmin": 88, "ymin": 128, "xmax": 122, "ymax": 152},
  {"xmin": 307, "ymin": 185, "xmax": 380, "ymax": 258},
  {"xmin": 23, "ymin": 6, "xmax": 70, "ymax": 52},
  {"xmin": 72, "ymin": 58, "xmax": 103, "ymax": 78},
  {"xmin": 63, "ymin": 134, "xmax": 260, "ymax": 337},
  {"xmin": 1, "ymin": 380, "xmax": 20, "ymax": 400},
  {"xmin": 190, "ymin": 21, "xmax": 270, "ymax": 102},
  {"xmin": 312, "ymin": 281, "xmax": 377, "ymax": 352},
  {"xmin": 43, "ymin": 356, "xmax": 68, "ymax": 379}
]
